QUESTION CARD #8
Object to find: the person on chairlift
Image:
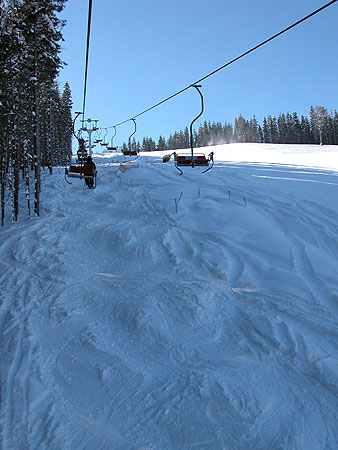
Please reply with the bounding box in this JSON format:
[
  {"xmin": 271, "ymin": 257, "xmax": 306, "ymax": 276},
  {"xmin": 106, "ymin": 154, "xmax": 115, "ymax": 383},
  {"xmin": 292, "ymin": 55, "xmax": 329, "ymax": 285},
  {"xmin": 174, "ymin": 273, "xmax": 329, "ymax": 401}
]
[{"xmin": 84, "ymin": 156, "xmax": 96, "ymax": 188}]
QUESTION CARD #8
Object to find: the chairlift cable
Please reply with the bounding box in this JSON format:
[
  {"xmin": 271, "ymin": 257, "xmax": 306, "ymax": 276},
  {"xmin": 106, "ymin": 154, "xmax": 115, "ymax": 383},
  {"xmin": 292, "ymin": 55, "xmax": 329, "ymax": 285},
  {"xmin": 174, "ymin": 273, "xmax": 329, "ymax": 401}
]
[
  {"xmin": 82, "ymin": 0, "xmax": 93, "ymax": 123},
  {"xmin": 104, "ymin": 0, "xmax": 337, "ymax": 129}
]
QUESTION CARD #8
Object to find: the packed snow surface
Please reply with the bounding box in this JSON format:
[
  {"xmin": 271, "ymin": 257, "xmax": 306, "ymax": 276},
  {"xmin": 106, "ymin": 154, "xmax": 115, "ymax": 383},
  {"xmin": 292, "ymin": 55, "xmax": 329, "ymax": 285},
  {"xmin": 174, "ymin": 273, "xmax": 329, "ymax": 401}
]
[{"xmin": 1, "ymin": 143, "xmax": 338, "ymax": 449}]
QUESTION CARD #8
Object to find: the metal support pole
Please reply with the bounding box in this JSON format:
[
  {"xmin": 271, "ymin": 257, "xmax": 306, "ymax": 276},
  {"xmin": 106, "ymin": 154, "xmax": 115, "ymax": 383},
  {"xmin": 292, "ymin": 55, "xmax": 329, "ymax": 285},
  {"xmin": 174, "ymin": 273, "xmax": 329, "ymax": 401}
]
[{"xmin": 88, "ymin": 128, "xmax": 93, "ymax": 156}]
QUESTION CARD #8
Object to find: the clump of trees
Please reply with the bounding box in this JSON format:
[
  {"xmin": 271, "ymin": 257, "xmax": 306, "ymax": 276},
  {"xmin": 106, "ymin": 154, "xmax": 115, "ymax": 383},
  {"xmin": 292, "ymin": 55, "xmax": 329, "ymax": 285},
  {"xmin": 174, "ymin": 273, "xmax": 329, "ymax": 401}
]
[
  {"xmin": 0, "ymin": 0, "xmax": 72, "ymax": 226},
  {"xmin": 122, "ymin": 106, "xmax": 337, "ymax": 152}
]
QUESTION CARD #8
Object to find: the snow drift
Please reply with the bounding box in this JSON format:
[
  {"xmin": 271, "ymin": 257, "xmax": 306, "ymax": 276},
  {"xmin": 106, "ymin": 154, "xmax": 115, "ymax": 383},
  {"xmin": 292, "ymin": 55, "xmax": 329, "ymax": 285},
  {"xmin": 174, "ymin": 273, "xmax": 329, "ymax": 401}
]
[{"xmin": 1, "ymin": 143, "xmax": 338, "ymax": 449}]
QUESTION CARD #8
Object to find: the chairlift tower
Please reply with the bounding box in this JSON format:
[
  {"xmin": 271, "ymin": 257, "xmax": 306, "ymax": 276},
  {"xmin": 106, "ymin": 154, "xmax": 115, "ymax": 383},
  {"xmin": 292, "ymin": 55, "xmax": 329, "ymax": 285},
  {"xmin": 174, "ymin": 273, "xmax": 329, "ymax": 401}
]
[{"xmin": 81, "ymin": 118, "xmax": 98, "ymax": 156}]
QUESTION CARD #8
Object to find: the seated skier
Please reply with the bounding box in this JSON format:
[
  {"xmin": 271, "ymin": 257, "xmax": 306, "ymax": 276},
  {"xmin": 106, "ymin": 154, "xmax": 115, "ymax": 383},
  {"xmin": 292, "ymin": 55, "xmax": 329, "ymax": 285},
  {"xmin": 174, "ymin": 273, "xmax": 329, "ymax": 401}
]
[{"xmin": 84, "ymin": 156, "xmax": 96, "ymax": 188}]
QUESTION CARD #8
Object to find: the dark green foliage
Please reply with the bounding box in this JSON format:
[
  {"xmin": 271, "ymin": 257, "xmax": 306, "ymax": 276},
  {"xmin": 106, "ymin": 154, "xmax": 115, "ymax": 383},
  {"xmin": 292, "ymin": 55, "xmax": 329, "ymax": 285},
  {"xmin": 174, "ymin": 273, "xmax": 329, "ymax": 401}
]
[{"xmin": 0, "ymin": 0, "xmax": 71, "ymax": 224}]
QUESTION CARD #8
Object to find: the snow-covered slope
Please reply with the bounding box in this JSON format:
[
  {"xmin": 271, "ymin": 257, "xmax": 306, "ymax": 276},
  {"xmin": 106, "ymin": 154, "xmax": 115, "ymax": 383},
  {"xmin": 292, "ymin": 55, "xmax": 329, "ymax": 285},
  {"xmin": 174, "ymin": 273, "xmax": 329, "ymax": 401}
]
[{"xmin": 1, "ymin": 143, "xmax": 338, "ymax": 449}]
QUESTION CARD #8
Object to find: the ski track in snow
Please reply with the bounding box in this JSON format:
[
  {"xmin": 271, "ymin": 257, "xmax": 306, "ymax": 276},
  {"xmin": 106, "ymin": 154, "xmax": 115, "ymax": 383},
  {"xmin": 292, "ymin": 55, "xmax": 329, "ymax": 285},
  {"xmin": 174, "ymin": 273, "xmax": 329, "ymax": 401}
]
[{"xmin": 1, "ymin": 144, "xmax": 338, "ymax": 449}]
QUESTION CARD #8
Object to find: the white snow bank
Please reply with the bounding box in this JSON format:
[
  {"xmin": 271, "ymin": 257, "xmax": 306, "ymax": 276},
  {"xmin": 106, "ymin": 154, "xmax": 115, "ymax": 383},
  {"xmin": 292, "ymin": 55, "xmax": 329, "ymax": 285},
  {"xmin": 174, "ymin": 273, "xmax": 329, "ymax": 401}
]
[{"xmin": 1, "ymin": 143, "xmax": 338, "ymax": 449}]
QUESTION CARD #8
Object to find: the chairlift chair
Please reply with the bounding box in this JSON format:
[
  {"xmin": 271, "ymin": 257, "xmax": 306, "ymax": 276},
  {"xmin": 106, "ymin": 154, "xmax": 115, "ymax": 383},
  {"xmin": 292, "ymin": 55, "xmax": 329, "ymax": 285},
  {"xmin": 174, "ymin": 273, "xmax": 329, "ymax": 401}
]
[
  {"xmin": 122, "ymin": 149, "xmax": 138, "ymax": 156},
  {"xmin": 65, "ymin": 165, "xmax": 97, "ymax": 188},
  {"xmin": 93, "ymin": 128, "xmax": 102, "ymax": 144},
  {"xmin": 100, "ymin": 128, "xmax": 108, "ymax": 147},
  {"xmin": 107, "ymin": 126, "xmax": 118, "ymax": 151},
  {"xmin": 174, "ymin": 151, "xmax": 214, "ymax": 175},
  {"xmin": 174, "ymin": 84, "xmax": 214, "ymax": 175},
  {"xmin": 122, "ymin": 119, "xmax": 139, "ymax": 158}
]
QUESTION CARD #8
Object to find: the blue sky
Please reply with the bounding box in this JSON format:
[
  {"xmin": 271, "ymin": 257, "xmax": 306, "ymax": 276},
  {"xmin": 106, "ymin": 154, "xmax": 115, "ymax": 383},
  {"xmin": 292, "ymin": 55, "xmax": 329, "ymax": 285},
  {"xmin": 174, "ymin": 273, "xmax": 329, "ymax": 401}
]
[{"xmin": 58, "ymin": 0, "xmax": 338, "ymax": 148}]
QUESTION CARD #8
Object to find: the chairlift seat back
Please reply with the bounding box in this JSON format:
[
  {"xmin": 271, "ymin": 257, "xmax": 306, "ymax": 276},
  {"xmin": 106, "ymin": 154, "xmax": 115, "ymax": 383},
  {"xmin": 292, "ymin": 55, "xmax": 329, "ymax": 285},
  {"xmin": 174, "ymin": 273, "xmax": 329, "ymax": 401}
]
[
  {"xmin": 176, "ymin": 153, "xmax": 209, "ymax": 166},
  {"xmin": 123, "ymin": 150, "xmax": 138, "ymax": 156},
  {"xmin": 67, "ymin": 165, "xmax": 95, "ymax": 177},
  {"xmin": 65, "ymin": 165, "xmax": 97, "ymax": 187}
]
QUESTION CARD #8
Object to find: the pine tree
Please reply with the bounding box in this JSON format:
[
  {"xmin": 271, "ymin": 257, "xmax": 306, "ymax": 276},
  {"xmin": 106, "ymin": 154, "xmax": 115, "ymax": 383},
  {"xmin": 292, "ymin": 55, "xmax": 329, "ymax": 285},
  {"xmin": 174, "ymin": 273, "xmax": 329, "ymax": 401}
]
[
  {"xmin": 157, "ymin": 136, "xmax": 166, "ymax": 151},
  {"xmin": 249, "ymin": 116, "xmax": 259, "ymax": 143},
  {"xmin": 258, "ymin": 125, "xmax": 264, "ymax": 143},
  {"xmin": 183, "ymin": 127, "xmax": 189, "ymax": 148},
  {"xmin": 286, "ymin": 112, "xmax": 294, "ymax": 143},
  {"xmin": 262, "ymin": 117, "xmax": 270, "ymax": 143},
  {"xmin": 333, "ymin": 110, "xmax": 338, "ymax": 145},
  {"xmin": 300, "ymin": 115, "xmax": 312, "ymax": 144},
  {"xmin": 277, "ymin": 113, "xmax": 287, "ymax": 143},
  {"xmin": 224, "ymin": 123, "xmax": 234, "ymax": 144},
  {"xmin": 292, "ymin": 112, "xmax": 302, "ymax": 143},
  {"xmin": 234, "ymin": 115, "xmax": 247, "ymax": 142}
]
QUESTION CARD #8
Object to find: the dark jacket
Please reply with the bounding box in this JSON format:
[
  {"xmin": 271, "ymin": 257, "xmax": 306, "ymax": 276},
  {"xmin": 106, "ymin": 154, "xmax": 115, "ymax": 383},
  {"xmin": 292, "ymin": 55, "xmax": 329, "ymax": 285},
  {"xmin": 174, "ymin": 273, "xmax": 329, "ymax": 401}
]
[{"xmin": 84, "ymin": 157, "xmax": 96, "ymax": 170}]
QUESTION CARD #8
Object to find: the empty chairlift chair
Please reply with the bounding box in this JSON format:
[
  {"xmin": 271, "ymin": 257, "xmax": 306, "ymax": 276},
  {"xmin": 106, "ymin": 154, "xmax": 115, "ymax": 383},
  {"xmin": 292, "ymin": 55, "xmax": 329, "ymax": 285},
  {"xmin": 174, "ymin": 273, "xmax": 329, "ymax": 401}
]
[
  {"xmin": 107, "ymin": 126, "xmax": 118, "ymax": 151},
  {"xmin": 174, "ymin": 84, "xmax": 214, "ymax": 175},
  {"xmin": 122, "ymin": 119, "xmax": 139, "ymax": 157},
  {"xmin": 100, "ymin": 128, "xmax": 109, "ymax": 148},
  {"xmin": 174, "ymin": 152, "xmax": 214, "ymax": 168}
]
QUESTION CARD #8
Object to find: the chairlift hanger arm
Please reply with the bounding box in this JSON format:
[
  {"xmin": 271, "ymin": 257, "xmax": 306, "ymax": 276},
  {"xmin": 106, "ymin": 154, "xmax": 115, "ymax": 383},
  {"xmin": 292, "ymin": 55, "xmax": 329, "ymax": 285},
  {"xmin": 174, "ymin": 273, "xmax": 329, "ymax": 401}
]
[
  {"xmin": 129, "ymin": 118, "xmax": 137, "ymax": 140},
  {"xmin": 202, "ymin": 152, "xmax": 214, "ymax": 173},
  {"xmin": 189, "ymin": 84, "xmax": 204, "ymax": 166},
  {"xmin": 173, "ymin": 152, "xmax": 183, "ymax": 176},
  {"xmin": 73, "ymin": 111, "xmax": 83, "ymax": 140},
  {"xmin": 111, "ymin": 126, "xmax": 117, "ymax": 146}
]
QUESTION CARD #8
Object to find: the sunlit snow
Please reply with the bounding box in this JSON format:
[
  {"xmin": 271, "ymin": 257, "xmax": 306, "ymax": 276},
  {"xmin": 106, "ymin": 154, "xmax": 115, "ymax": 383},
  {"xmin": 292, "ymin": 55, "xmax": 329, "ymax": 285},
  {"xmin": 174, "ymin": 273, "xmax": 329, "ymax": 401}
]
[{"xmin": 1, "ymin": 143, "xmax": 338, "ymax": 449}]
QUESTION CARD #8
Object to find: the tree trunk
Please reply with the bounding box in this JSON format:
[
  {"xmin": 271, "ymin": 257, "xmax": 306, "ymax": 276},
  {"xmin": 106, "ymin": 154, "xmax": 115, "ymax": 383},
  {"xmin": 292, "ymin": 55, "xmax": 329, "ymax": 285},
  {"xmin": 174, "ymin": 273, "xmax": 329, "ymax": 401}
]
[
  {"xmin": 25, "ymin": 162, "xmax": 31, "ymax": 218},
  {"xmin": 13, "ymin": 133, "xmax": 20, "ymax": 221},
  {"xmin": 1, "ymin": 168, "xmax": 5, "ymax": 227},
  {"xmin": 33, "ymin": 35, "xmax": 40, "ymax": 217}
]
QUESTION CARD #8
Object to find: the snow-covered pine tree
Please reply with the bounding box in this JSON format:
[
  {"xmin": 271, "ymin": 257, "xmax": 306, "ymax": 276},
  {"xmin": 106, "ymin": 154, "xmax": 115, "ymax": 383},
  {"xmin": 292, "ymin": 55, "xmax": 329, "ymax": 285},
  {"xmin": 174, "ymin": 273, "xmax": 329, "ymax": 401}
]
[
  {"xmin": 0, "ymin": 0, "xmax": 68, "ymax": 224},
  {"xmin": 19, "ymin": 0, "xmax": 65, "ymax": 215},
  {"xmin": 234, "ymin": 115, "xmax": 247, "ymax": 142},
  {"xmin": 311, "ymin": 106, "xmax": 328, "ymax": 145},
  {"xmin": 60, "ymin": 81, "xmax": 73, "ymax": 165},
  {"xmin": 333, "ymin": 110, "xmax": 338, "ymax": 145},
  {"xmin": 224, "ymin": 122, "xmax": 234, "ymax": 144}
]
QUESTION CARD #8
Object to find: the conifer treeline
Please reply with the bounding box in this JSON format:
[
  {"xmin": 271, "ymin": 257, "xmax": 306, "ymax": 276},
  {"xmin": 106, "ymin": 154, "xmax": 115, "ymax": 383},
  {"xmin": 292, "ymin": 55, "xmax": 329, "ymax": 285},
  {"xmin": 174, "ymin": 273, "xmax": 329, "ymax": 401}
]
[
  {"xmin": 123, "ymin": 106, "xmax": 337, "ymax": 153},
  {"xmin": 0, "ymin": 0, "xmax": 72, "ymax": 226}
]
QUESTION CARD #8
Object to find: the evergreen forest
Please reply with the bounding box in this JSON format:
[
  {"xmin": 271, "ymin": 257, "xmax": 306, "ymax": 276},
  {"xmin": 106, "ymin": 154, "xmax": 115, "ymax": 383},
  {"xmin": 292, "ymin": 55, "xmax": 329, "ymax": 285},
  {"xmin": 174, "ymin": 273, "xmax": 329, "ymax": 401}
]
[
  {"xmin": 124, "ymin": 106, "xmax": 338, "ymax": 153},
  {"xmin": 0, "ymin": 0, "xmax": 72, "ymax": 225}
]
